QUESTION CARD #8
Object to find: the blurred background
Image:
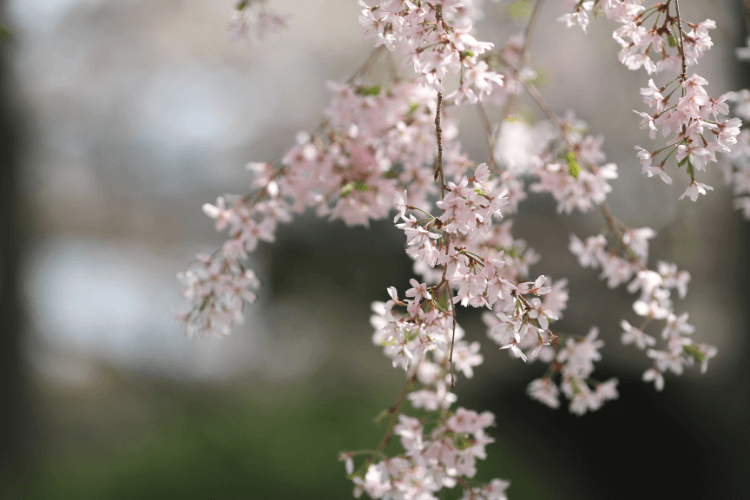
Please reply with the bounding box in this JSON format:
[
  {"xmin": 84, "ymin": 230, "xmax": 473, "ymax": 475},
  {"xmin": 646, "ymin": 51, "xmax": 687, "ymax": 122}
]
[{"xmin": 0, "ymin": 0, "xmax": 749, "ymax": 498}]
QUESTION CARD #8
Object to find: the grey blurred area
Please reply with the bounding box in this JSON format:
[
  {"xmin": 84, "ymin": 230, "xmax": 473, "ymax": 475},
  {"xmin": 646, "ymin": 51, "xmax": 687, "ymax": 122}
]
[{"xmin": 1, "ymin": 0, "xmax": 749, "ymax": 498}]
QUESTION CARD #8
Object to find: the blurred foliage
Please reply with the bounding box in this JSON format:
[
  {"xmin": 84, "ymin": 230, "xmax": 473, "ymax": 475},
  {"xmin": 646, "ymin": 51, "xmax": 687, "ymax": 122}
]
[
  {"xmin": 13, "ymin": 373, "xmax": 547, "ymax": 500},
  {"xmin": 0, "ymin": 25, "xmax": 10, "ymax": 43}
]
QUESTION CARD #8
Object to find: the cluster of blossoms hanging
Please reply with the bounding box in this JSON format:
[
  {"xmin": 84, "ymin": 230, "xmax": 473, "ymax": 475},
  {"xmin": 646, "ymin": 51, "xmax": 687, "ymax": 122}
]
[
  {"xmin": 228, "ymin": 0, "xmax": 289, "ymax": 43},
  {"xmin": 358, "ymin": 0, "xmax": 505, "ymax": 103},
  {"xmin": 175, "ymin": 0, "xmax": 749, "ymax": 498},
  {"xmin": 717, "ymin": 88, "xmax": 750, "ymax": 217},
  {"xmin": 559, "ymin": 0, "xmax": 742, "ymax": 200}
]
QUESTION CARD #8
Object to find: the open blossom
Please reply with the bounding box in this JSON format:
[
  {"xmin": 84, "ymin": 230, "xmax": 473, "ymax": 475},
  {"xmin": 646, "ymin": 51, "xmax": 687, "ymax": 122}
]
[
  {"xmin": 679, "ymin": 181, "xmax": 714, "ymax": 202},
  {"xmin": 527, "ymin": 377, "xmax": 560, "ymax": 409},
  {"xmin": 620, "ymin": 320, "xmax": 655, "ymax": 350},
  {"xmin": 643, "ymin": 368, "xmax": 665, "ymax": 391}
]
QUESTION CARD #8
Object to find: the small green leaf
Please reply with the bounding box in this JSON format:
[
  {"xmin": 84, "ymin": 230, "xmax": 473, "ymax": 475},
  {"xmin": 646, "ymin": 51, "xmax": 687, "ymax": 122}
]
[
  {"xmin": 199, "ymin": 296, "xmax": 211, "ymax": 312},
  {"xmin": 353, "ymin": 180, "xmax": 370, "ymax": 192},
  {"xmin": 434, "ymin": 283, "xmax": 452, "ymax": 312},
  {"xmin": 567, "ymin": 151, "xmax": 581, "ymax": 179},
  {"xmin": 342, "ymin": 180, "xmax": 370, "ymax": 197},
  {"xmin": 678, "ymin": 156, "xmax": 688, "ymax": 167},
  {"xmin": 668, "ymin": 34, "xmax": 678, "ymax": 48},
  {"xmin": 683, "ymin": 344, "xmax": 705, "ymax": 364},
  {"xmin": 358, "ymin": 85, "xmax": 382, "ymax": 96},
  {"xmin": 407, "ymin": 103, "xmax": 420, "ymax": 117},
  {"xmin": 686, "ymin": 160, "xmax": 694, "ymax": 179},
  {"xmin": 570, "ymin": 377, "xmax": 582, "ymax": 396},
  {"xmin": 568, "ymin": 165, "xmax": 583, "ymax": 183},
  {"xmin": 460, "ymin": 50, "xmax": 475, "ymax": 58},
  {"xmin": 374, "ymin": 408, "xmax": 391, "ymax": 424},
  {"xmin": 341, "ymin": 182, "xmax": 355, "ymax": 197},
  {"xmin": 452, "ymin": 433, "xmax": 474, "ymax": 451},
  {"xmin": 236, "ymin": 0, "xmax": 249, "ymax": 11},
  {"xmin": 383, "ymin": 169, "xmax": 400, "ymax": 179}
]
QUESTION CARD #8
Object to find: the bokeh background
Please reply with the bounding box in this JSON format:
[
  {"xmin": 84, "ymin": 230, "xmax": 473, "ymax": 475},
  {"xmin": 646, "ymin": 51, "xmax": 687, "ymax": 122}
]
[{"xmin": 1, "ymin": 0, "xmax": 749, "ymax": 498}]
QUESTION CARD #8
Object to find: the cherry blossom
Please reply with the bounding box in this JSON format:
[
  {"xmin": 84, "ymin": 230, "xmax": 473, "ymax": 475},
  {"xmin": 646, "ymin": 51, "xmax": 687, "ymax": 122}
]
[{"xmin": 173, "ymin": 1, "xmax": 740, "ymax": 496}]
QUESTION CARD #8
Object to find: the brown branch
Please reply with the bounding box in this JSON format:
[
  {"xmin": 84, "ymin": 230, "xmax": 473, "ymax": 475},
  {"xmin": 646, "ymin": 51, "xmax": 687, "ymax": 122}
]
[
  {"xmin": 434, "ymin": 91, "xmax": 446, "ymax": 196},
  {"xmin": 674, "ymin": 0, "xmax": 687, "ymax": 81},
  {"xmin": 432, "ymin": 4, "xmax": 457, "ymax": 386},
  {"xmin": 433, "ymin": 89, "xmax": 458, "ymax": 387}
]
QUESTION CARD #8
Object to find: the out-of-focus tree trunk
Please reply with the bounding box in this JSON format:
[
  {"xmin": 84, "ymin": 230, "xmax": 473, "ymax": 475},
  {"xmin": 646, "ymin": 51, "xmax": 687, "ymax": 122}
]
[{"xmin": 0, "ymin": 1, "xmax": 27, "ymax": 493}]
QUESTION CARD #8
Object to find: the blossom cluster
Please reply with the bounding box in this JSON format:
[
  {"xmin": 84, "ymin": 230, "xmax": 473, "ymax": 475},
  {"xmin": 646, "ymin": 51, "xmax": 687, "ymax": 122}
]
[
  {"xmin": 175, "ymin": 254, "xmax": 260, "ymax": 338},
  {"xmin": 559, "ymin": 1, "xmax": 743, "ymax": 198},
  {"xmin": 349, "ymin": 162, "xmax": 519, "ymax": 498},
  {"xmin": 526, "ymin": 328, "xmax": 619, "ymax": 415},
  {"xmin": 527, "ymin": 114, "xmax": 619, "ymax": 214},
  {"xmin": 175, "ymin": 1, "xmax": 747, "ymax": 497},
  {"xmin": 358, "ymin": 0, "xmax": 504, "ymax": 104},
  {"xmin": 177, "ymin": 78, "xmax": 464, "ymax": 337},
  {"xmin": 570, "ymin": 231, "xmax": 716, "ymax": 391},
  {"xmin": 634, "ymin": 74, "xmax": 739, "ymax": 199},
  {"xmin": 717, "ymin": 90, "xmax": 750, "ymax": 218},
  {"xmin": 229, "ymin": 0, "xmax": 289, "ymax": 43},
  {"xmin": 341, "ymin": 407, "xmax": 508, "ymax": 500}
]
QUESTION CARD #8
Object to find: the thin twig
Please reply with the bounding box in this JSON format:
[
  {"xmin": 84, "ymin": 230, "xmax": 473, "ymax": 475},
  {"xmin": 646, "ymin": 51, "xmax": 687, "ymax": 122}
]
[
  {"xmin": 346, "ymin": 45, "xmax": 386, "ymax": 84},
  {"xmin": 434, "ymin": 91, "xmax": 446, "ymax": 195},
  {"xmin": 432, "ymin": 4, "xmax": 457, "ymax": 387},
  {"xmin": 674, "ymin": 0, "xmax": 687, "ymax": 82},
  {"xmin": 522, "ymin": 0, "xmax": 545, "ymax": 57},
  {"xmin": 498, "ymin": 0, "xmax": 546, "ymax": 124},
  {"xmin": 434, "ymin": 90, "xmax": 457, "ymax": 386},
  {"xmin": 362, "ymin": 372, "xmax": 418, "ymax": 471},
  {"xmin": 518, "ymin": 77, "xmax": 644, "ymax": 266}
]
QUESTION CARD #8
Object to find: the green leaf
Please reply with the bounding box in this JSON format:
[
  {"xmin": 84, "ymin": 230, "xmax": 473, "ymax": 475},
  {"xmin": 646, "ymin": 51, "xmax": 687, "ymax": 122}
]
[
  {"xmin": 686, "ymin": 160, "xmax": 694, "ymax": 179},
  {"xmin": 570, "ymin": 378, "xmax": 582, "ymax": 396},
  {"xmin": 434, "ymin": 283, "xmax": 452, "ymax": 312},
  {"xmin": 357, "ymin": 85, "xmax": 382, "ymax": 96},
  {"xmin": 668, "ymin": 34, "xmax": 679, "ymax": 48},
  {"xmin": 566, "ymin": 151, "xmax": 581, "ymax": 179},
  {"xmin": 452, "ymin": 433, "xmax": 474, "ymax": 451},
  {"xmin": 373, "ymin": 408, "xmax": 391, "ymax": 424},
  {"xmin": 341, "ymin": 180, "xmax": 370, "ymax": 197},
  {"xmin": 683, "ymin": 344, "xmax": 705, "ymax": 363},
  {"xmin": 341, "ymin": 182, "xmax": 355, "ymax": 197},
  {"xmin": 353, "ymin": 180, "xmax": 370, "ymax": 192}
]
